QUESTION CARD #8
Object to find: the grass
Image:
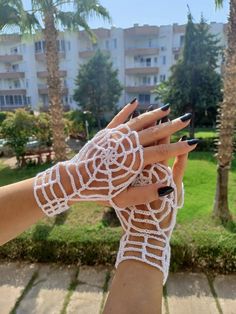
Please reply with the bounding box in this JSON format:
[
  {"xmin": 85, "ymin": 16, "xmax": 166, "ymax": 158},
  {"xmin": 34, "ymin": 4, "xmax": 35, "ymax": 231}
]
[{"xmin": 0, "ymin": 139, "xmax": 236, "ymax": 272}]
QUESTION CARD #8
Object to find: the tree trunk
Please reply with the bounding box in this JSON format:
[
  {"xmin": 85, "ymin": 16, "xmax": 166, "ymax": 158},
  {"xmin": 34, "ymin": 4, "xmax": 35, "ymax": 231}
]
[
  {"xmin": 213, "ymin": 0, "xmax": 236, "ymax": 222},
  {"xmin": 189, "ymin": 108, "xmax": 195, "ymax": 138},
  {"xmin": 44, "ymin": 11, "xmax": 67, "ymax": 161},
  {"xmin": 213, "ymin": 165, "xmax": 232, "ymax": 221}
]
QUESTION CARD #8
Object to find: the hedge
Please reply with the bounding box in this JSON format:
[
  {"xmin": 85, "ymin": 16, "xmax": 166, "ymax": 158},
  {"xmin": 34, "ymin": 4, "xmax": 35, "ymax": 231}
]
[{"xmin": 0, "ymin": 224, "xmax": 235, "ymax": 274}]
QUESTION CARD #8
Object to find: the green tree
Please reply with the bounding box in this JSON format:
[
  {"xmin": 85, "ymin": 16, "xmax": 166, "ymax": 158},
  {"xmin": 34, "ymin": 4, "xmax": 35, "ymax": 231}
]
[
  {"xmin": 73, "ymin": 50, "xmax": 123, "ymax": 129},
  {"xmin": 0, "ymin": 0, "xmax": 111, "ymax": 160},
  {"xmin": 1, "ymin": 109, "xmax": 36, "ymax": 164},
  {"xmin": 213, "ymin": 0, "xmax": 236, "ymax": 222},
  {"xmin": 153, "ymin": 13, "xmax": 222, "ymax": 137}
]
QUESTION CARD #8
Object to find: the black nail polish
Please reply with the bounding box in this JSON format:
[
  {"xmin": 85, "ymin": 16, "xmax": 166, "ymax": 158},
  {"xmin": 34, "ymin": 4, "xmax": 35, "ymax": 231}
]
[
  {"xmin": 147, "ymin": 105, "xmax": 154, "ymax": 112},
  {"xmin": 130, "ymin": 97, "xmax": 137, "ymax": 104},
  {"xmin": 187, "ymin": 139, "xmax": 199, "ymax": 146},
  {"xmin": 181, "ymin": 135, "xmax": 188, "ymax": 141},
  {"xmin": 131, "ymin": 110, "xmax": 140, "ymax": 118},
  {"xmin": 180, "ymin": 113, "xmax": 192, "ymax": 122},
  {"xmin": 158, "ymin": 186, "xmax": 174, "ymax": 197},
  {"xmin": 161, "ymin": 116, "xmax": 169, "ymax": 123},
  {"xmin": 161, "ymin": 103, "xmax": 170, "ymax": 111}
]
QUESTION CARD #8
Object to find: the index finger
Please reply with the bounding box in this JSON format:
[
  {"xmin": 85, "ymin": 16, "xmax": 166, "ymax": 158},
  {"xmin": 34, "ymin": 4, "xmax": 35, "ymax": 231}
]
[
  {"xmin": 127, "ymin": 104, "xmax": 170, "ymax": 131},
  {"xmin": 107, "ymin": 98, "xmax": 138, "ymax": 129}
]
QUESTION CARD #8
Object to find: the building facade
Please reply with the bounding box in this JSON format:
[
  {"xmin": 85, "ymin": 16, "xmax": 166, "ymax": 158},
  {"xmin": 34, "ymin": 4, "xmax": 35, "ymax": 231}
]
[{"xmin": 0, "ymin": 22, "xmax": 227, "ymax": 111}]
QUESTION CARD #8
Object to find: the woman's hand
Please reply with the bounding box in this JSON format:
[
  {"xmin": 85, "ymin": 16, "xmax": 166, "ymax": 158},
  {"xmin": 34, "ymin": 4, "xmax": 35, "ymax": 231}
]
[
  {"xmin": 33, "ymin": 100, "xmax": 196, "ymax": 217},
  {"xmin": 114, "ymin": 107, "xmax": 196, "ymax": 284}
]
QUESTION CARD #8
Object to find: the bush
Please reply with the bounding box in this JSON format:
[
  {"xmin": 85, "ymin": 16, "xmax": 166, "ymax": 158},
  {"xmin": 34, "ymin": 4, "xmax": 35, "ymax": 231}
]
[
  {"xmin": 1, "ymin": 110, "xmax": 37, "ymax": 161},
  {"xmin": 0, "ymin": 224, "xmax": 235, "ymax": 274}
]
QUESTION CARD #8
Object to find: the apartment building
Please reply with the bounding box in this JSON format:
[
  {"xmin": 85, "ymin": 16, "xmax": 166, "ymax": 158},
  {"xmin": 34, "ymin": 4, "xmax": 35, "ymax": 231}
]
[{"xmin": 0, "ymin": 22, "xmax": 227, "ymax": 111}]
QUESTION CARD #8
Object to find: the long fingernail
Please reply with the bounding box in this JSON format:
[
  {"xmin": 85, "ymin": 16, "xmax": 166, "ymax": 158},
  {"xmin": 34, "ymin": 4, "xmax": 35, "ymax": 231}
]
[
  {"xmin": 161, "ymin": 116, "xmax": 169, "ymax": 123},
  {"xmin": 187, "ymin": 139, "xmax": 199, "ymax": 146},
  {"xmin": 180, "ymin": 113, "xmax": 192, "ymax": 122},
  {"xmin": 147, "ymin": 105, "xmax": 154, "ymax": 112},
  {"xmin": 158, "ymin": 186, "xmax": 174, "ymax": 197},
  {"xmin": 131, "ymin": 110, "xmax": 140, "ymax": 118},
  {"xmin": 181, "ymin": 135, "xmax": 188, "ymax": 141},
  {"xmin": 130, "ymin": 97, "xmax": 137, "ymax": 104},
  {"xmin": 161, "ymin": 103, "xmax": 170, "ymax": 111}
]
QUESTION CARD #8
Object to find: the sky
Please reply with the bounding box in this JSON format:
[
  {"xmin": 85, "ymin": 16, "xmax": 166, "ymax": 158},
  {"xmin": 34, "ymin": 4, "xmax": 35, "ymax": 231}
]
[
  {"xmin": 23, "ymin": 0, "xmax": 229, "ymax": 28},
  {"xmin": 87, "ymin": 0, "xmax": 229, "ymax": 28}
]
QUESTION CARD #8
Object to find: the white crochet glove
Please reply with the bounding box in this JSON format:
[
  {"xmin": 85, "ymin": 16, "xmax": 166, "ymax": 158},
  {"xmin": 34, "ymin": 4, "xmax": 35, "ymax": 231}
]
[
  {"xmin": 115, "ymin": 163, "xmax": 184, "ymax": 284},
  {"xmin": 34, "ymin": 125, "xmax": 144, "ymax": 217}
]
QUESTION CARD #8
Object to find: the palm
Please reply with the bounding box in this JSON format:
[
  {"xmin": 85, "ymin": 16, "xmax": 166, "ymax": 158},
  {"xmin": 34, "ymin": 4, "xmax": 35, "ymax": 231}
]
[
  {"xmin": 0, "ymin": 0, "xmax": 111, "ymax": 160},
  {"xmin": 212, "ymin": 0, "xmax": 236, "ymax": 221}
]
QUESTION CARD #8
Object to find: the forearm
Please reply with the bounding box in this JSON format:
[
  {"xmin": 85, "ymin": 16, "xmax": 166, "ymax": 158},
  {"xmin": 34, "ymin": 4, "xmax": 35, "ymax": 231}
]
[
  {"xmin": 103, "ymin": 260, "xmax": 163, "ymax": 314},
  {"xmin": 0, "ymin": 178, "xmax": 45, "ymax": 246}
]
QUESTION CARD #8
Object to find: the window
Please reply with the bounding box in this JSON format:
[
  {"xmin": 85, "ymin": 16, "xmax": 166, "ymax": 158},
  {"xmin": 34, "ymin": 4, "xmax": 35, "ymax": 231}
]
[
  {"xmin": 61, "ymin": 40, "xmax": 65, "ymax": 52},
  {"xmin": 160, "ymin": 46, "xmax": 166, "ymax": 51},
  {"xmin": 10, "ymin": 47, "xmax": 18, "ymax": 54},
  {"xmin": 162, "ymin": 56, "xmax": 166, "ymax": 65},
  {"xmin": 42, "ymin": 41, "xmax": 46, "ymax": 52},
  {"xmin": 174, "ymin": 54, "xmax": 179, "ymax": 61},
  {"xmin": 0, "ymin": 96, "xmax": 5, "ymax": 106},
  {"xmin": 13, "ymin": 80, "xmax": 21, "ymax": 88},
  {"xmin": 138, "ymin": 94, "xmax": 150, "ymax": 103},
  {"xmin": 180, "ymin": 35, "xmax": 185, "ymax": 47},
  {"xmin": 67, "ymin": 41, "xmax": 71, "ymax": 51},
  {"xmin": 113, "ymin": 38, "xmax": 117, "ymax": 49},
  {"xmin": 142, "ymin": 76, "xmax": 151, "ymax": 85},
  {"xmin": 154, "ymin": 75, "xmax": 158, "ymax": 84},
  {"xmin": 14, "ymin": 95, "xmax": 22, "ymax": 105},
  {"xmin": 134, "ymin": 56, "xmax": 138, "ymax": 63},
  {"xmin": 35, "ymin": 41, "xmax": 42, "ymax": 53},
  {"xmin": 5, "ymin": 95, "xmax": 14, "ymax": 105},
  {"xmin": 148, "ymin": 39, "xmax": 152, "ymax": 48},
  {"xmin": 105, "ymin": 40, "xmax": 109, "ymax": 49},
  {"xmin": 146, "ymin": 58, "xmax": 151, "ymax": 67},
  {"xmin": 12, "ymin": 64, "xmax": 19, "ymax": 72},
  {"xmin": 154, "ymin": 57, "xmax": 158, "ymax": 64},
  {"xmin": 160, "ymin": 74, "xmax": 166, "ymax": 82}
]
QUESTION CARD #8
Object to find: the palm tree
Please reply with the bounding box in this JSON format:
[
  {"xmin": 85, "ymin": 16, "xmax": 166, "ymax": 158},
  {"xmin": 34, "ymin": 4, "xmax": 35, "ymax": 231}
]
[
  {"xmin": 213, "ymin": 0, "xmax": 236, "ymax": 221},
  {"xmin": 0, "ymin": 0, "xmax": 111, "ymax": 160}
]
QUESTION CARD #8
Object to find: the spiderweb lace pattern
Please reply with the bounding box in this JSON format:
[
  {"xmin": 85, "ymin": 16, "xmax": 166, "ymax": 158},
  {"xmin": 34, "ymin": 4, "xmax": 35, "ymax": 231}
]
[
  {"xmin": 115, "ymin": 163, "xmax": 184, "ymax": 284},
  {"xmin": 33, "ymin": 124, "xmax": 144, "ymax": 217}
]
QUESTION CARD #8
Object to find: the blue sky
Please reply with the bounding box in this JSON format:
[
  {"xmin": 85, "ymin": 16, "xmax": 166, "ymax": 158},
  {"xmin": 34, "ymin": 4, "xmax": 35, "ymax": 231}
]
[
  {"xmin": 87, "ymin": 0, "xmax": 229, "ymax": 28},
  {"xmin": 23, "ymin": 0, "xmax": 229, "ymax": 28}
]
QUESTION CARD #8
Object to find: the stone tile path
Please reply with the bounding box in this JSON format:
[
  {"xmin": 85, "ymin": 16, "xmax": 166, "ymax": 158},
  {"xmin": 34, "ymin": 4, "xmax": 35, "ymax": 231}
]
[{"xmin": 0, "ymin": 262, "xmax": 235, "ymax": 314}]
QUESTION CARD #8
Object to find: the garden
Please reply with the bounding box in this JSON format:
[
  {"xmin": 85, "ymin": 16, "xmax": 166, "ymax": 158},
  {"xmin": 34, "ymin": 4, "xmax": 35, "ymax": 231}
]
[{"xmin": 0, "ymin": 142, "xmax": 235, "ymax": 273}]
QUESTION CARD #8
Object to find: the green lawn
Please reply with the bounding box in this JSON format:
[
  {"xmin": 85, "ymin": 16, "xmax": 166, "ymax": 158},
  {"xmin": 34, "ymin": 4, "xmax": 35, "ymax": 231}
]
[
  {"xmin": 174, "ymin": 127, "xmax": 217, "ymax": 139},
  {"xmin": 1, "ymin": 152, "xmax": 235, "ymax": 227},
  {"xmin": 0, "ymin": 150, "xmax": 235, "ymax": 272}
]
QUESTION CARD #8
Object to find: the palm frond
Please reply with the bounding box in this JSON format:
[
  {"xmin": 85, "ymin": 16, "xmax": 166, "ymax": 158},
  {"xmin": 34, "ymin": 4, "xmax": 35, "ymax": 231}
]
[
  {"xmin": 57, "ymin": 10, "xmax": 96, "ymax": 42},
  {"xmin": 215, "ymin": 0, "xmax": 224, "ymax": 9},
  {"xmin": 73, "ymin": 0, "xmax": 111, "ymax": 22}
]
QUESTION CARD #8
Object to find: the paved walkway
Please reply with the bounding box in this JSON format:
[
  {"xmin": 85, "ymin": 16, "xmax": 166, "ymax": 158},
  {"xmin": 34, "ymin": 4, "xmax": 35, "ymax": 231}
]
[{"xmin": 0, "ymin": 262, "xmax": 235, "ymax": 314}]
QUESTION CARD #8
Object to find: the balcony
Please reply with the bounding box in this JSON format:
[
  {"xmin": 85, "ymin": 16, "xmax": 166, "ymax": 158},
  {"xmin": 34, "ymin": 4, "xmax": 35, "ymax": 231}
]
[
  {"xmin": 79, "ymin": 49, "xmax": 110, "ymax": 58},
  {"xmin": 0, "ymin": 54, "xmax": 23, "ymax": 62},
  {"xmin": 172, "ymin": 47, "xmax": 181, "ymax": 53},
  {"xmin": 37, "ymin": 70, "xmax": 67, "ymax": 78},
  {"xmin": 35, "ymin": 52, "xmax": 65, "ymax": 62},
  {"xmin": 0, "ymin": 71, "xmax": 25, "ymax": 79},
  {"xmin": 38, "ymin": 85, "xmax": 68, "ymax": 95},
  {"xmin": 125, "ymin": 25, "xmax": 159, "ymax": 37},
  {"xmin": 0, "ymin": 89, "xmax": 26, "ymax": 95},
  {"xmin": 125, "ymin": 48, "xmax": 159, "ymax": 56},
  {"xmin": 125, "ymin": 85, "xmax": 156, "ymax": 93},
  {"xmin": 125, "ymin": 67, "xmax": 159, "ymax": 75}
]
